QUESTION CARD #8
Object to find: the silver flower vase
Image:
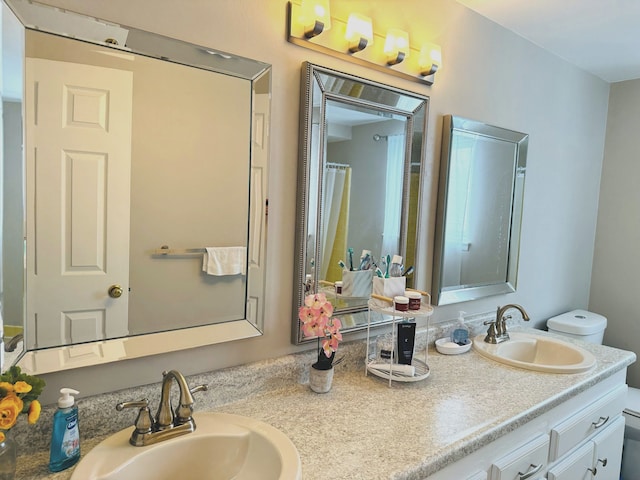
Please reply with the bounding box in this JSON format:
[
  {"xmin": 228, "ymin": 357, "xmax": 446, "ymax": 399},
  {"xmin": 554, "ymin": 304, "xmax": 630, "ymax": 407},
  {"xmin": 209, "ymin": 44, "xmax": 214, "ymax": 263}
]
[
  {"xmin": 309, "ymin": 365, "xmax": 334, "ymax": 393},
  {"xmin": 0, "ymin": 432, "xmax": 17, "ymax": 480}
]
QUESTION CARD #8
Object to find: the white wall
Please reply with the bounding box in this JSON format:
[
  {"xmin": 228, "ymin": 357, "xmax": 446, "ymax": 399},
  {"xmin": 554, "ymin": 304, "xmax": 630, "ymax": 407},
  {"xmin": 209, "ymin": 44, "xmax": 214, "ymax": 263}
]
[
  {"xmin": 32, "ymin": 0, "xmax": 610, "ymax": 405},
  {"xmin": 590, "ymin": 79, "xmax": 640, "ymax": 387}
]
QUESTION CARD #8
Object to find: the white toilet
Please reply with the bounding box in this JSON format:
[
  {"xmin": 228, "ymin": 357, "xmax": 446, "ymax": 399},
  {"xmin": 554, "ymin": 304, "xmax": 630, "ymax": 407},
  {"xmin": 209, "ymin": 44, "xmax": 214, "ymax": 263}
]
[
  {"xmin": 547, "ymin": 309, "xmax": 607, "ymax": 344},
  {"xmin": 547, "ymin": 309, "xmax": 640, "ymax": 478}
]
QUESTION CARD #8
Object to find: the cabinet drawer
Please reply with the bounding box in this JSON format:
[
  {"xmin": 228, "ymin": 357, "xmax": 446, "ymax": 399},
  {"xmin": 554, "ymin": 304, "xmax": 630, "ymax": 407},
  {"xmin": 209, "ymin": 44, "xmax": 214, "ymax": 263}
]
[
  {"xmin": 547, "ymin": 441, "xmax": 594, "ymax": 480},
  {"xmin": 549, "ymin": 384, "xmax": 626, "ymax": 461},
  {"xmin": 490, "ymin": 433, "xmax": 549, "ymax": 480}
]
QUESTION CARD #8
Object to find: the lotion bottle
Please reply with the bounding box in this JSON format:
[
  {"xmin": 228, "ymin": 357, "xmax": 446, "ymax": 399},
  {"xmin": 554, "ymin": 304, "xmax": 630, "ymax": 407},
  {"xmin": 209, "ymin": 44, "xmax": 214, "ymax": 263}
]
[{"xmin": 49, "ymin": 388, "xmax": 81, "ymax": 472}]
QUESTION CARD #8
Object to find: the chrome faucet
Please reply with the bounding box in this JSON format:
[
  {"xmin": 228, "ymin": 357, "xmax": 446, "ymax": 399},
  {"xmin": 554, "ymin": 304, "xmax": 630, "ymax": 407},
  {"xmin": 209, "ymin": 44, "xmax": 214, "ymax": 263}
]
[
  {"xmin": 116, "ymin": 370, "xmax": 208, "ymax": 446},
  {"xmin": 484, "ymin": 304, "xmax": 530, "ymax": 344},
  {"xmin": 4, "ymin": 333, "xmax": 23, "ymax": 352}
]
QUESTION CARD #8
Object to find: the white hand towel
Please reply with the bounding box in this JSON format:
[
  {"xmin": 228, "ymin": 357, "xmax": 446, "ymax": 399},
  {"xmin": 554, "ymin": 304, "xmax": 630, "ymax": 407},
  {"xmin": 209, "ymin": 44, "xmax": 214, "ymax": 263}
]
[{"xmin": 202, "ymin": 247, "xmax": 247, "ymax": 276}]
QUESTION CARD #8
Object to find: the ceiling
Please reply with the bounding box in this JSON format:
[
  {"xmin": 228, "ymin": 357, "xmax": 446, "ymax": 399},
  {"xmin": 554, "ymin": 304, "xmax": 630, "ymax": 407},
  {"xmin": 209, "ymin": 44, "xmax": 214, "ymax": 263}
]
[{"xmin": 456, "ymin": 0, "xmax": 640, "ymax": 83}]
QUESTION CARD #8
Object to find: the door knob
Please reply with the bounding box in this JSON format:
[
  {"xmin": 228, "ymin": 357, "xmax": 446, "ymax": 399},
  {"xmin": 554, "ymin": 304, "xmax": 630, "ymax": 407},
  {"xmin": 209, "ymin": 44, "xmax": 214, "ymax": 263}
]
[{"xmin": 108, "ymin": 284, "xmax": 124, "ymax": 298}]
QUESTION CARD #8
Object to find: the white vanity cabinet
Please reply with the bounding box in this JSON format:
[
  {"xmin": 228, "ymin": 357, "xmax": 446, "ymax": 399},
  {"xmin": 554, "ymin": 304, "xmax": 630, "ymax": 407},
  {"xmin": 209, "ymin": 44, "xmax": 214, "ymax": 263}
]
[
  {"xmin": 426, "ymin": 369, "xmax": 628, "ymax": 480},
  {"xmin": 489, "ymin": 433, "xmax": 549, "ymax": 479},
  {"xmin": 547, "ymin": 442, "xmax": 594, "ymax": 480},
  {"xmin": 548, "ymin": 383, "xmax": 626, "ymax": 461},
  {"xmin": 548, "ymin": 384, "xmax": 626, "ymax": 480},
  {"xmin": 589, "ymin": 416, "xmax": 625, "ymax": 480},
  {"xmin": 546, "ymin": 417, "xmax": 624, "ymax": 480}
]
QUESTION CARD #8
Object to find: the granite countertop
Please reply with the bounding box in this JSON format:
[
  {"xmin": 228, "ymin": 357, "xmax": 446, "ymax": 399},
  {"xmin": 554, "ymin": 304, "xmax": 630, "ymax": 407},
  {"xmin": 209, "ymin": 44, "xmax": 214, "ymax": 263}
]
[{"xmin": 16, "ymin": 328, "xmax": 636, "ymax": 480}]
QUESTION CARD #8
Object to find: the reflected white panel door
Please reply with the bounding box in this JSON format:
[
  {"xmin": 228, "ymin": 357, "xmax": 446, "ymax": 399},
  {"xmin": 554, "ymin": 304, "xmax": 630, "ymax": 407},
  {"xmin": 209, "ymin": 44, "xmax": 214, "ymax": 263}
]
[
  {"xmin": 247, "ymin": 90, "xmax": 269, "ymax": 326},
  {"xmin": 25, "ymin": 58, "xmax": 133, "ymax": 348}
]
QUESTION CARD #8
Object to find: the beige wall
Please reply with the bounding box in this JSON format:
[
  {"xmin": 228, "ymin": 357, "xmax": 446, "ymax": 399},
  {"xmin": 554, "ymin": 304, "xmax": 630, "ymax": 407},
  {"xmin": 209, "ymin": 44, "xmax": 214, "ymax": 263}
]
[
  {"xmin": 591, "ymin": 79, "xmax": 640, "ymax": 387},
  {"xmin": 33, "ymin": 0, "xmax": 610, "ymax": 405}
]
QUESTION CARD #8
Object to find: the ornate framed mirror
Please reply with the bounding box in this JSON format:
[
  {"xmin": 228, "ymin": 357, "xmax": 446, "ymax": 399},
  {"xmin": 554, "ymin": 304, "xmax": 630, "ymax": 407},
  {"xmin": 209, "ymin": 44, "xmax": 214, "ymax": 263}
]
[
  {"xmin": 292, "ymin": 62, "xmax": 429, "ymax": 343},
  {"xmin": 432, "ymin": 115, "xmax": 528, "ymax": 305}
]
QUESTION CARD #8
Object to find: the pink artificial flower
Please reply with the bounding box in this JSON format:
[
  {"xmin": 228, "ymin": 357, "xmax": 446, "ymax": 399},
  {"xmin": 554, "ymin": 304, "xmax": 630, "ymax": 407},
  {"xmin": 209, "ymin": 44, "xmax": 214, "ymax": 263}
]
[
  {"xmin": 304, "ymin": 293, "xmax": 327, "ymax": 309},
  {"xmin": 298, "ymin": 306, "xmax": 317, "ymax": 323},
  {"xmin": 318, "ymin": 301, "xmax": 333, "ymax": 318},
  {"xmin": 321, "ymin": 318, "xmax": 342, "ymax": 356},
  {"xmin": 299, "ymin": 294, "xmax": 342, "ymax": 360},
  {"xmin": 299, "ymin": 306, "xmax": 324, "ymax": 337},
  {"xmin": 326, "ymin": 318, "xmax": 342, "ymax": 341},
  {"xmin": 322, "ymin": 339, "xmax": 334, "ymax": 357}
]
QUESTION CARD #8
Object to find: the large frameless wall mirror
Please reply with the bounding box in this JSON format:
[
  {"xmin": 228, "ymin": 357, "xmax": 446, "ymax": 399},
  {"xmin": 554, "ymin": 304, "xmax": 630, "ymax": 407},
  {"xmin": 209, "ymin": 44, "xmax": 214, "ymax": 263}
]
[
  {"xmin": 292, "ymin": 62, "xmax": 429, "ymax": 343},
  {"xmin": 1, "ymin": 0, "xmax": 271, "ymax": 373},
  {"xmin": 432, "ymin": 115, "xmax": 528, "ymax": 306}
]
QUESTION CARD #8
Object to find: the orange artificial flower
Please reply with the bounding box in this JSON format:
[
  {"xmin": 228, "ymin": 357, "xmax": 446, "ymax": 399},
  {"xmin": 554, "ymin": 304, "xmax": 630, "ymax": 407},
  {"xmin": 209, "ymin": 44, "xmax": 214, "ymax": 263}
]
[
  {"xmin": 0, "ymin": 394, "xmax": 23, "ymax": 430},
  {"xmin": 0, "ymin": 382, "xmax": 14, "ymax": 393},
  {"xmin": 28, "ymin": 400, "xmax": 41, "ymax": 425},
  {"xmin": 13, "ymin": 381, "xmax": 32, "ymax": 394}
]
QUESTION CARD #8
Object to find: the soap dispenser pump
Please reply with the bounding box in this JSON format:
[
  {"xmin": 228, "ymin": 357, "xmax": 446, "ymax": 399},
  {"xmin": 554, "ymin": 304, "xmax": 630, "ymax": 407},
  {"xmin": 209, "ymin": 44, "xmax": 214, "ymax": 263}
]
[
  {"xmin": 49, "ymin": 388, "xmax": 81, "ymax": 472},
  {"xmin": 451, "ymin": 311, "xmax": 469, "ymax": 346}
]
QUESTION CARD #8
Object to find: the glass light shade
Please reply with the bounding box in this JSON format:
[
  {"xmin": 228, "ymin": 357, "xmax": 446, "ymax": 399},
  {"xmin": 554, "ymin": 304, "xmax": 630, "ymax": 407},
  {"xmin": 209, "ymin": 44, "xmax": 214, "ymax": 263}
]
[
  {"xmin": 384, "ymin": 29, "xmax": 410, "ymax": 58},
  {"xmin": 300, "ymin": 0, "xmax": 331, "ymax": 34},
  {"xmin": 419, "ymin": 43, "xmax": 442, "ymax": 74},
  {"xmin": 345, "ymin": 13, "xmax": 374, "ymax": 45}
]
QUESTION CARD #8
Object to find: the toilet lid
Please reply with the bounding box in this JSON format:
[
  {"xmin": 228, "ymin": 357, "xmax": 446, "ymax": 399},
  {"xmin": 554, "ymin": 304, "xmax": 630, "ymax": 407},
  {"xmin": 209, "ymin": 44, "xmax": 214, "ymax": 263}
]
[{"xmin": 547, "ymin": 309, "xmax": 607, "ymax": 336}]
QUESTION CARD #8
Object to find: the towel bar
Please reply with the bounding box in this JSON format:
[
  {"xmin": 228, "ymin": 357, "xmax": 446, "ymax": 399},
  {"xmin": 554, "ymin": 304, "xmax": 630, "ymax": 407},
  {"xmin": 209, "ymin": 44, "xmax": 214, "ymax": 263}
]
[{"xmin": 151, "ymin": 245, "xmax": 205, "ymax": 256}]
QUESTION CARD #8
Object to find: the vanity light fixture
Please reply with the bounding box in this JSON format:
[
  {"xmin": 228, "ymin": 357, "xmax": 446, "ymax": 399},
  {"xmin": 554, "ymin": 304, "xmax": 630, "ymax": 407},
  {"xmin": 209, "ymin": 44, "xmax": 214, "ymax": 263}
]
[
  {"xmin": 418, "ymin": 43, "xmax": 442, "ymax": 76},
  {"xmin": 345, "ymin": 13, "xmax": 373, "ymax": 53},
  {"xmin": 286, "ymin": 1, "xmax": 441, "ymax": 85},
  {"xmin": 299, "ymin": 0, "xmax": 331, "ymax": 38},
  {"xmin": 384, "ymin": 29, "xmax": 409, "ymax": 65}
]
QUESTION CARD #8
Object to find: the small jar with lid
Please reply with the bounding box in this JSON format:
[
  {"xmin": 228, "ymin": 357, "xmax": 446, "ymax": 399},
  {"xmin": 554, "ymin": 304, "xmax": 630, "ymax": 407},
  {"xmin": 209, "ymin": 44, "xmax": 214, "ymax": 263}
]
[
  {"xmin": 334, "ymin": 281, "xmax": 343, "ymax": 295},
  {"xmin": 405, "ymin": 291, "xmax": 422, "ymax": 310},
  {"xmin": 394, "ymin": 295, "xmax": 409, "ymax": 312}
]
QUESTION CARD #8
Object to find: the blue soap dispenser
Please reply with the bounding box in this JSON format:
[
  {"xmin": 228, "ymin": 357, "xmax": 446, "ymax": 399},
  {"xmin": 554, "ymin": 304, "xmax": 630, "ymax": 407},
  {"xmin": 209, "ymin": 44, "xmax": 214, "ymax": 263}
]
[
  {"xmin": 49, "ymin": 388, "xmax": 81, "ymax": 472},
  {"xmin": 451, "ymin": 311, "xmax": 470, "ymax": 346}
]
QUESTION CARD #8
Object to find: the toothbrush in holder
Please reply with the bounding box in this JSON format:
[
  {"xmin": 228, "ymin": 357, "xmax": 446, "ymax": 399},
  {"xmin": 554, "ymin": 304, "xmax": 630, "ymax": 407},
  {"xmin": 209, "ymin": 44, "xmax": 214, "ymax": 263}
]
[{"xmin": 347, "ymin": 248, "xmax": 354, "ymax": 271}]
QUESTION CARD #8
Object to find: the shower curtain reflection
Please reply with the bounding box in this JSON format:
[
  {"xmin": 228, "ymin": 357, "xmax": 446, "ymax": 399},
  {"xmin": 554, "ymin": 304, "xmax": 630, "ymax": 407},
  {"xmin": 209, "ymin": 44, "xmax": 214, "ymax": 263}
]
[
  {"xmin": 321, "ymin": 163, "xmax": 351, "ymax": 282},
  {"xmin": 381, "ymin": 135, "xmax": 406, "ymax": 258}
]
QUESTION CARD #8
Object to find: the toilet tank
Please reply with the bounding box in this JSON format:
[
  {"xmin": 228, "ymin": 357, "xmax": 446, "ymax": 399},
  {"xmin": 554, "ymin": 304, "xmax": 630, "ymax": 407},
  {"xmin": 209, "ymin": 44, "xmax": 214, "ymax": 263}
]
[{"xmin": 546, "ymin": 309, "xmax": 607, "ymax": 344}]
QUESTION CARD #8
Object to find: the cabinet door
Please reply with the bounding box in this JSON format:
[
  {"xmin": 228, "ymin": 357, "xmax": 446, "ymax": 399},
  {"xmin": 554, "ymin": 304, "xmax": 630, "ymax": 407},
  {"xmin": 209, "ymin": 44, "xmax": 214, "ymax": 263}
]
[
  {"xmin": 549, "ymin": 384, "xmax": 626, "ymax": 461},
  {"xmin": 489, "ymin": 433, "xmax": 549, "ymax": 480},
  {"xmin": 591, "ymin": 416, "xmax": 625, "ymax": 480},
  {"xmin": 547, "ymin": 442, "xmax": 594, "ymax": 480}
]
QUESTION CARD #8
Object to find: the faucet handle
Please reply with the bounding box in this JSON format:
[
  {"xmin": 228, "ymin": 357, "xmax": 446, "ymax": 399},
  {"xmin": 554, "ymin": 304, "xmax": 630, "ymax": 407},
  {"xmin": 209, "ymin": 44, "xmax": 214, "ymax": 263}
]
[
  {"xmin": 190, "ymin": 384, "xmax": 209, "ymax": 395},
  {"xmin": 484, "ymin": 320, "xmax": 499, "ymax": 344},
  {"xmin": 116, "ymin": 399, "xmax": 153, "ymax": 434},
  {"xmin": 172, "ymin": 384, "xmax": 208, "ymax": 424}
]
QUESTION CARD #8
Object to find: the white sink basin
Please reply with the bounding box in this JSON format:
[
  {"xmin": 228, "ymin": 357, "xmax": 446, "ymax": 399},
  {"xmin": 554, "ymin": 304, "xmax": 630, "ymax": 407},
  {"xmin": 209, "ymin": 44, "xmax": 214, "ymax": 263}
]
[
  {"xmin": 70, "ymin": 412, "xmax": 301, "ymax": 480},
  {"xmin": 472, "ymin": 331, "xmax": 596, "ymax": 373}
]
